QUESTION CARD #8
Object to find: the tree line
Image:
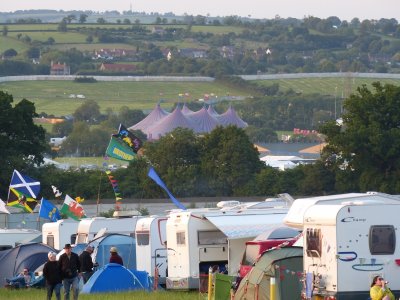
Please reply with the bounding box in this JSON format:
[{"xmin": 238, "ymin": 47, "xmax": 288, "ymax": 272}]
[{"xmin": 1, "ymin": 82, "xmax": 400, "ymax": 201}]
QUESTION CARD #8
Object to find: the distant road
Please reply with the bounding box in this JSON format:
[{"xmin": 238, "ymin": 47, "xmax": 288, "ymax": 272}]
[{"xmin": 1, "ymin": 73, "xmax": 400, "ymax": 83}]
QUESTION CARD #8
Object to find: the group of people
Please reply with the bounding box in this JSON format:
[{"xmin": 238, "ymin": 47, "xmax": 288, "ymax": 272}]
[{"xmin": 42, "ymin": 243, "xmax": 124, "ymax": 300}]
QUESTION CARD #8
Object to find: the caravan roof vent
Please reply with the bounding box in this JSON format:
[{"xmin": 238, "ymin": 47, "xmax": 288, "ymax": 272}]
[
  {"xmin": 113, "ymin": 210, "xmax": 141, "ymax": 218},
  {"xmin": 217, "ymin": 200, "xmax": 240, "ymax": 208}
]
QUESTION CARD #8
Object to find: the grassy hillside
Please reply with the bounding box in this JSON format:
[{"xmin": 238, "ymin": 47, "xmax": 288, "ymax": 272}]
[
  {"xmin": 2, "ymin": 77, "xmax": 400, "ymax": 117},
  {"xmin": 0, "ymin": 80, "xmax": 246, "ymax": 116},
  {"xmin": 256, "ymin": 77, "xmax": 400, "ymax": 97}
]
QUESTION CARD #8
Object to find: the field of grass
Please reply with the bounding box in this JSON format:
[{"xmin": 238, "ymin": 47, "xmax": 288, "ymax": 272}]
[
  {"xmin": 0, "ymin": 36, "xmax": 29, "ymax": 53},
  {"xmin": 0, "ymin": 80, "xmax": 245, "ymax": 116},
  {"xmin": 8, "ymin": 31, "xmax": 89, "ymax": 43},
  {"xmin": 256, "ymin": 77, "xmax": 400, "ymax": 97},
  {"xmin": 0, "ymin": 288, "xmax": 199, "ymax": 300}
]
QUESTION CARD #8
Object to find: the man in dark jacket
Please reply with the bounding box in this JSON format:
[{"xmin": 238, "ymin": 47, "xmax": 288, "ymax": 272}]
[
  {"xmin": 43, "ymin": 251, "xmax": 62, "ymax": 300},
  {"xmin": 79, "ymin": 245, "xmax": 94, "ymax": 283},
  {"xmin": 58, "ymin": 244, "xmax": 81, "ymax": 300}
]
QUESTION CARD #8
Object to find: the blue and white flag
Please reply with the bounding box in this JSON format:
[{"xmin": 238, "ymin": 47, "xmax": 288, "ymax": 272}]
[
  {"xmin": 147, "ymin": 167, "xmax": 186, "ymax": 210},
  {"xmin": 9, "ymin": 170, "xmax": 40, "ymax": 199},
  {"xmin": 39, "ymin": 198, "xmax": 61, "ymax": 222}
]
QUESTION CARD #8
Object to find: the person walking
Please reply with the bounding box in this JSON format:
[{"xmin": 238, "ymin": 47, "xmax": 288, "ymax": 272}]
[
  {"xmin": 43, "ymin": 251, "xmax": 62, "ymax": 300},
  {"xmin": 79, "ymin": 245, "xmax": 94, "ymax": 284},
  {"xmin": 109, "ymin": 247, "xmax": 123, "ymax": 265},
  {"xmin": 59, "ymin": 244, "xmax": 81, "ymax": 300}
]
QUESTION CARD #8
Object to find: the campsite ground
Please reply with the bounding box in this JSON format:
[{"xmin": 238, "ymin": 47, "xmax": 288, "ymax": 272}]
[{"xmin": 0, "ymin": 288, "xmax": 200, "ymax": 299}]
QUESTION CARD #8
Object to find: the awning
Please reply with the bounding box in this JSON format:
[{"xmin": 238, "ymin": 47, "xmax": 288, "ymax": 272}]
[{"xmin": 205, "ymin": 212, "xmax": 287, "ymax": 240}]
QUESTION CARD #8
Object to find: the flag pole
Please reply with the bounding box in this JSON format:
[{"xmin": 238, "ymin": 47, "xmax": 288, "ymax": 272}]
[
  {"xmin": 96, "ymin": 170, "xmax": 103, "ymax": 217},
  {"xmin": 37, "ymin": 198, "xmax": 43, "ymax": 230}
]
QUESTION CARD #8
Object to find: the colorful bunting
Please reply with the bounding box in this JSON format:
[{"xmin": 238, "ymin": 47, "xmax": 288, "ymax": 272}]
[
  {"xmin": 147, "ymin": 166, "xmax": 186, "ymax": 210},
  {"xmin": 39, "ymin": 198, "xmax": 61, "ymax": 222},
  {"xmin": 106, "ymin": 170, "xmax": 122, "ymax": 210},
  {"xmin": 60, "ymin": 194, "xmax": 86, "ymax": 221}
]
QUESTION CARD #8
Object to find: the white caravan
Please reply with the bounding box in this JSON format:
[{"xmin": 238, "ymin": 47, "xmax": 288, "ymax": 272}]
[
  {"xmin": 42, "ymin": 219, "xmax": 79, "ymax": 250},
  {"xmin": 296, "ymin": 192, "xmax": 400, "ymax": 300},
  {"xmin": 166, "ymin": 206, "xmax": 289, "ymax": 290},
  {"xmin": 0, "ymin": 228, "xmax": 42, "ymax": 250},
  {"xmin": 135, "ymin": 215, "xmax": 168, "ymax": 285},
  {"xmin": 76, "ymin": 216, "xmax": 140, "ymax": 244}
]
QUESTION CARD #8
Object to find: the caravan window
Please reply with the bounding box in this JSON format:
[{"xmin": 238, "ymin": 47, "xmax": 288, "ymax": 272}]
[
  {"xmin": 198, "ymin": 231, "xmax": 227, "ymax": 245},
  {"xmin": 70, "ymin": 234, "xmax": 76, "ymax": 245},
  {"xmin": 46, "ymin": 235, "xmax": 55, "ymax": 248},
  {"xmin": 306, "ymin": 228, "xmax": 322, "ymax": 257},
  {"xmin": 176, "ymin": 231, "xmax": 186, "ymax": 246},
  {"xmin": 136, "ymin": 231, "xmax": 150, "ymax": 246},
  {"xmin": 369, "ymin": 225, "xmax": 395, "ymax": 255}
]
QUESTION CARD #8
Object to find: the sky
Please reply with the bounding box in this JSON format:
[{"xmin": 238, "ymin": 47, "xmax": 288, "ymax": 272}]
[{"xmin": 0, "ymin": 0, "xmax": 399, "ymax": 21}]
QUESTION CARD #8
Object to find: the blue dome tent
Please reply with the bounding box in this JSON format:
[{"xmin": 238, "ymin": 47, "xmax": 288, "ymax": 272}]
[{"xmin": 81, "ymin": 263, "xmax": 151, "ymax": 294}]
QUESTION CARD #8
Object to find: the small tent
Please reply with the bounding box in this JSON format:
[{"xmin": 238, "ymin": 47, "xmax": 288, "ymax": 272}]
[
  {"xmin": 81, "ymin": 263, "xmax": 151, "ymax": 293},
  {"xmin": 0, "ymin": 243, "xmax": 56, "ymax": 286},
  {"xmin": 233, "ymin": 247, "xmax": 303, "ymax": 300}
]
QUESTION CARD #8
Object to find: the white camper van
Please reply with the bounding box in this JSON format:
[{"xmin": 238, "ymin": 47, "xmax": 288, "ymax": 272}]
[
  {"xmin": 135, "ymin": 216, "xmax": 168, "ymax": 285},
  {"xmin": 76, "ymin": 216, "xmax": 140, "ymax": 244},
  {"xmin": 42, "ymin": 219, "xmax": 79, "ymax": 250},
  {"xmin": 0, "ymin": 228, "xmax": 42, "ymax": 250},
  {"xmin": 166, "ymin": 207, "xmax": 288, "ymax": 290},
  {"xmin": 298, "ymin": 193, "xmax": 400, "ymax": 300}
]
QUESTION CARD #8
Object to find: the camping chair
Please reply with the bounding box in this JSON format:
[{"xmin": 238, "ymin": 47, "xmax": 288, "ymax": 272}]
[{"xmin": 199, "ymin": 273, "xmax": 209, "ymax": 299}]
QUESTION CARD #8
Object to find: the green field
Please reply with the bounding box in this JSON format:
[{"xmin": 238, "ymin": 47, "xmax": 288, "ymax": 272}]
[
  {"xmin": 2, "ymin": 77, "xmax": 400, "ymax": 117},
  {"xmin": 0, "ymin": 288, "xmax": 199, "ymax": 300},
  {"xmin": 0, "ymin": 36, "xmax": 30, "ymax": 53},
  {"xmin": 0, "ymin": 80, "xmax": 244, "ymax": 116},
  {"xmin": 256, "ymin": 77, "xmax": 400, "ymax": 97}
]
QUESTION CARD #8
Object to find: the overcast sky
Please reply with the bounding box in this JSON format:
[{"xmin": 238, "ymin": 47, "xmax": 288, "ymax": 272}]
[{"xmin": 1, "ymin": 0, "xmax": 399, "ymax": 21}]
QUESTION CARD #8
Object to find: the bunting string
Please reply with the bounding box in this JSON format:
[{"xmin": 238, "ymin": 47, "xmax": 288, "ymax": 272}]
[{"xmin": 105, "ymin": 170, "xmax": 122, "ymax": 210}]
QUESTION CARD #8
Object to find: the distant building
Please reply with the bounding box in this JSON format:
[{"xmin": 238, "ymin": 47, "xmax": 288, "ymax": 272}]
[{"xmin": 50, "ymin": 61, "xmax": 70, "ymax": 75}]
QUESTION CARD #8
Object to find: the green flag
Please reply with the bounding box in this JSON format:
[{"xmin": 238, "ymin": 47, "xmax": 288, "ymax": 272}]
[{"xmin": 106, "ymin": 136, "xmax": 136, "ymax": 161}]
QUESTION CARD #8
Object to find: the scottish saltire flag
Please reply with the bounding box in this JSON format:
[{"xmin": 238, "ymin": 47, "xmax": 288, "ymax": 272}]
[
  {"xmin": 39, "ymin": 198, "xmax": 61, "ymax": 222},
  {"xmin": 60, "ymin": 194, "xmax": 86, "ymax": 221},
  {"xmin": 0, "ymin": 198, "xmax": 10, "ymax": 214},
  {"xmin": 9, "ymin": 170, "xmax": 40, "ymax": 199},
  {"xmin": 7, "ymin": 188, "xmax": 38, "ymax": 213},
  {"xmin": 147, "ymin": 167, "xmax": 186, "ymax": 210}
]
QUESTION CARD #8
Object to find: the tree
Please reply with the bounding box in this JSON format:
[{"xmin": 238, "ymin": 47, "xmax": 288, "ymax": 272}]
[
  {"xmin": 58, "ymin": 20, "xmax": 67, "ymax": 32},
  {"xmin": 97, "ymin": 18, "xmax": 106, "ymax": 24},
  {"xmin": 72, "ymin": 100, "xmax": 101, "ymax": 124},
  {"xmin": 0, "ymin": 91, "xmax": 48, "ymax": 196},
  {"xmin": 2, "ymin": 25, "xmax": 8, "ymax": 36},
  {"xmin": 319, "ymin": 82, "xmax": 400, "ymax": 193},
  {"xmin": 3, "ymin": 48, "xmax": 17, "ymax": 57},
  {"xmin": 200, "ymin": 126, "xmax": 264, "ymax": 196},
  {"xmin": 144, "ymin": 128, "xmax": 203, "ymax": 196},
  {"xmin": 79, "ymin": 14, "xmax": 88, "ymax": 24}
]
